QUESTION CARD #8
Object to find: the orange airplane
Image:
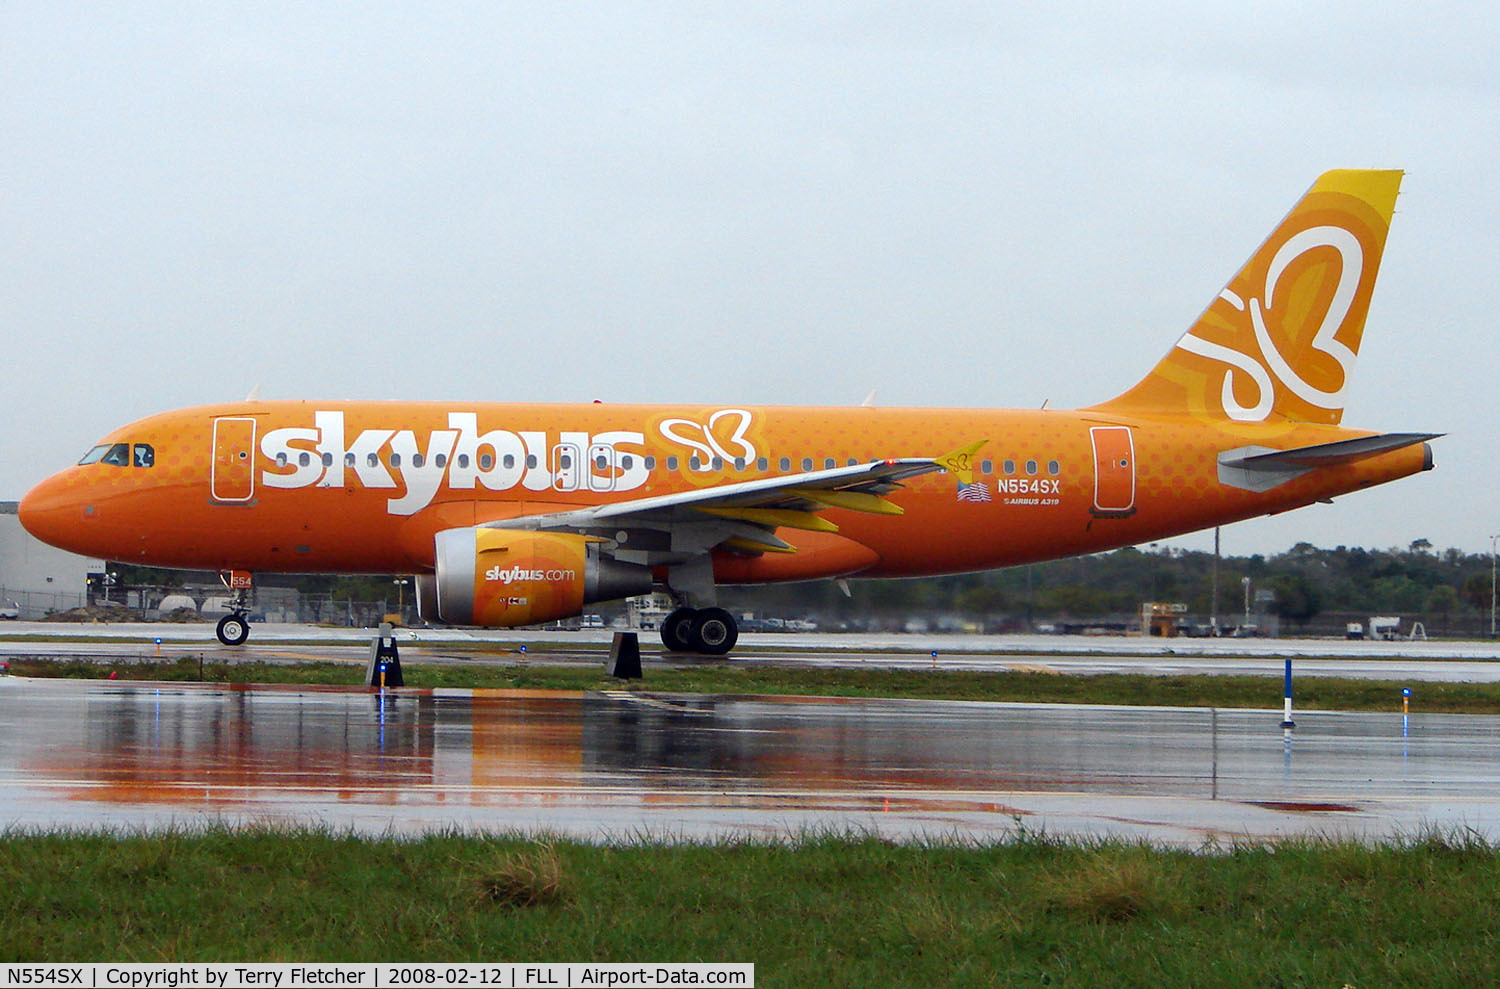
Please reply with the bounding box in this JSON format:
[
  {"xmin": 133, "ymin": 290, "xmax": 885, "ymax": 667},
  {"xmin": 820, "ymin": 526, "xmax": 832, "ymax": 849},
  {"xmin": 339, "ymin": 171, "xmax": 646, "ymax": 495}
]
[{"xmin": 20, "ymin": 169, "xmax": 1436, "ymax": 653}]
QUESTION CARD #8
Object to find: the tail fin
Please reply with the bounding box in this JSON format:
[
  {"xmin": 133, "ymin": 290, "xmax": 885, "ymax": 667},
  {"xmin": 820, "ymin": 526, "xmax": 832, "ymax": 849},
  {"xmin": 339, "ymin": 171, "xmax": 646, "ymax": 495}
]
[{"xmin": 1088, "ymin": 169, "xmax": 1402, "ymax": 425}]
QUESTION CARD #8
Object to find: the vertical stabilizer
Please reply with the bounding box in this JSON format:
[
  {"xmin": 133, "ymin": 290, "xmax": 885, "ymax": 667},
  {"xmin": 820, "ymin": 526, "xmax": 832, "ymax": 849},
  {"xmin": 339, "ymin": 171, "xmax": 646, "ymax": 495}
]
[{"xmin": 1088, "ymin": 169, "xmax": 1402, "ymax": 425}]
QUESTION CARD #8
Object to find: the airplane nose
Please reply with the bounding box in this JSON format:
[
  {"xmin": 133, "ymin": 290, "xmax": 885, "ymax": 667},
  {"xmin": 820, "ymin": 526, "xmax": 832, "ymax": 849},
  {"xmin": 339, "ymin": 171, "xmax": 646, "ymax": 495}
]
[{"xmin": 18, "ymin": 472, "xmax": 87, "ymax": 553}]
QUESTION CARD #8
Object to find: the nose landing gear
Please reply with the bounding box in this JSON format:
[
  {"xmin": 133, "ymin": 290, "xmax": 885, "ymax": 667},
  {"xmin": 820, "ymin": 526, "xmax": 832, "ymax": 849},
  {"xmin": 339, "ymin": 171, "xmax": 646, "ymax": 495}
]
[
  {"xmin": 215, "ymin": 613, "xmax": 250, "ymax": 646},
  {"xmin": 215, "ymin": 569, "xmax": 255, "ymax": 646}
]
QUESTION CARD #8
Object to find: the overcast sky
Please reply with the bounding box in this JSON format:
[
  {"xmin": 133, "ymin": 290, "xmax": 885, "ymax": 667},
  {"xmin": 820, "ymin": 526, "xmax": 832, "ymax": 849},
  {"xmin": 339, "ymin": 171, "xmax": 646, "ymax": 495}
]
[{"xmin": 3, "ymin": 3, "xmax": 1496, "ymax": 557}]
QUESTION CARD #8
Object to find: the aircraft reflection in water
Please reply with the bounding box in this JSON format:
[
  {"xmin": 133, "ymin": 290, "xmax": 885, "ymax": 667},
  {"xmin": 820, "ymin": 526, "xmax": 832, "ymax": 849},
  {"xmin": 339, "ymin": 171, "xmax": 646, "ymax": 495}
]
[
  {"xmin": 20, "ymin": 682, "xmax": 1463, "ymax": 813},
  {"xmin": 39, "ymin": 686, "xmax": 1198, "ymax": 806}
]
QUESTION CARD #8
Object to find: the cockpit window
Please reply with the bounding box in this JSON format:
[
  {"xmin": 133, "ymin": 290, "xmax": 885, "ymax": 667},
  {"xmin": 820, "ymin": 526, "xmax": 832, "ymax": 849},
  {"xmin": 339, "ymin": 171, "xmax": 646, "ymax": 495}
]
[
  {"xmin": 99, "ymin": 443, "xmax": 131, "ymax": 466},
  {"xmin": 78, "ymin": 442, "xmax": 153, "ymax": 467}
]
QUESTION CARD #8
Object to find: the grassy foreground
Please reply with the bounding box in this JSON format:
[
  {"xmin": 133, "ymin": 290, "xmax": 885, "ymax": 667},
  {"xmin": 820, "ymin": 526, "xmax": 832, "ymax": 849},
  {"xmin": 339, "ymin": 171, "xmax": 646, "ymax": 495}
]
[
  {"xmin": 8, "ymin": 655, "xmax": 1498, "ymax": 714},
  {"xmin": 3, "ymin": 826, "xmax": 1499, "ymax": 984}
]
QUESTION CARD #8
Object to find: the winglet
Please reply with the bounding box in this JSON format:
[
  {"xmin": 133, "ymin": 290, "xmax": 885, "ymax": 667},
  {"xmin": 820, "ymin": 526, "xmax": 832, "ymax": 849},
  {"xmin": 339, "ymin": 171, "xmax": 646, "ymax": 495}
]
[{"xmin": 935, "ymin": 439, "xmax": 988, "ymax": 485}]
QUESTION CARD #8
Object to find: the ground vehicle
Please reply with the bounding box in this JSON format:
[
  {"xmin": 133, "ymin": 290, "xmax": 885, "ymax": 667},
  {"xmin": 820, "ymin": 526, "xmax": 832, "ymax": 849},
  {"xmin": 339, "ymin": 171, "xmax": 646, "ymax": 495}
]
[{"xmin": 0, "ymin": 600, "xmax": 19, "ymax": 620}]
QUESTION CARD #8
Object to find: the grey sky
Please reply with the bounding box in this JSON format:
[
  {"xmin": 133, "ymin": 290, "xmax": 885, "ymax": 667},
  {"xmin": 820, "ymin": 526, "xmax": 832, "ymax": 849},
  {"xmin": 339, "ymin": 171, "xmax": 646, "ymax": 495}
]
[{"xmin": 3, "ymin": 3, "xmax": 1496, "ymax": 556}]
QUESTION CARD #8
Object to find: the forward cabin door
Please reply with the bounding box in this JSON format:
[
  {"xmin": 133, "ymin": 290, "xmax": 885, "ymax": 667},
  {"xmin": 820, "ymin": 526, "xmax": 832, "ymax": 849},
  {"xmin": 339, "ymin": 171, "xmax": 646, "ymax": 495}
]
[
  {"xmin": 212, "ymin": 417, "xmax": 257, "ymax": 503},
  {"xmin": 1089, "ymin": 425, "xmax": 1136, "ymax": 517}
]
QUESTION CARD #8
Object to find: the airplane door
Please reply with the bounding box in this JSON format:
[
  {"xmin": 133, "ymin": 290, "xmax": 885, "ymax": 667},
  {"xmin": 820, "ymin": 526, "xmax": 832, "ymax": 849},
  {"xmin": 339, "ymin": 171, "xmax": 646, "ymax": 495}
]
[
  {"xmin": 551, "ymin": 443, "xmax": 582, "ymax": 492},
  {"xmin": 212, "ymin": 417, "xmax": 257, "ymax": 503},
  {"xmin": 1090, "ymin": 426, "xmax": 1135, "ymax": 516},
  {"xmin": 587, "ymin": 442, "xmax": 616, "ymax": 493}
]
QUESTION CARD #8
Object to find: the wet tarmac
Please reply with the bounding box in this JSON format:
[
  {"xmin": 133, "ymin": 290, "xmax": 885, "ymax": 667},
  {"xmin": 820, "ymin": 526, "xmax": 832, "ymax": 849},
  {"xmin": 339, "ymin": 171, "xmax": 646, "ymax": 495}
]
[
  {"xmin": 6, "ymin": 624, "xmax": 1500, "ymax": 681},
  {"xmin": 11, "ymin": 620, "xmax": 1500, "ymax": 660},
  {"xmin": 4, "ymin": 676, "xmax": 1500, "ymax": 845}
]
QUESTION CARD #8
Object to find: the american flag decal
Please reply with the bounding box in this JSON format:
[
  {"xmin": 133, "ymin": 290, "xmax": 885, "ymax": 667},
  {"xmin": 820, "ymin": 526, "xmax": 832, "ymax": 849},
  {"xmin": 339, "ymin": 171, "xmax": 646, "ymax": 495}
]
[{"xmin": 956, "ymin": 481, "xmax": 992, "ymax": 503}]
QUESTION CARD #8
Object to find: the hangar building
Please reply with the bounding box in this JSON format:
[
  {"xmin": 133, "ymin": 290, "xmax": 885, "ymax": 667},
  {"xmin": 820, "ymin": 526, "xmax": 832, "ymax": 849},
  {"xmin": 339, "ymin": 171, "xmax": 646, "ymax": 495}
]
[{"xmin": 0, "ymin": 501, "xmax": 103, "ymax": 617}]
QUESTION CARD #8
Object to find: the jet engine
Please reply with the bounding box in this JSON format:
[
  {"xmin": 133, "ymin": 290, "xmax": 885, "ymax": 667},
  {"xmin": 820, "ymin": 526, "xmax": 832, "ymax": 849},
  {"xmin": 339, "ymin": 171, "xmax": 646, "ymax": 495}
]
[{"xmin": 430, "ymin": 527, "xmax": 651, "ymax": 627}]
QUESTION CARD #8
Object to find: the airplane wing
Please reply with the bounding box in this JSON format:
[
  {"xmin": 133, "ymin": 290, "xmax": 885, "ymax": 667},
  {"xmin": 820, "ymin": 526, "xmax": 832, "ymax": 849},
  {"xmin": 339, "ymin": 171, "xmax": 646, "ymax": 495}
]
[{"xmin": 482, "ymin": 440, "xmax": 986, "ymax": 559}]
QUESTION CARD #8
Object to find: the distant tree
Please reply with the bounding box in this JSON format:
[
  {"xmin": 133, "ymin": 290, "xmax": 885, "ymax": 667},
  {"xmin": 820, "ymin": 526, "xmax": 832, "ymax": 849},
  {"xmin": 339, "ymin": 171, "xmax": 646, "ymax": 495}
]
[
  {"xmin": 1425, "ymin": 584, "xmax": 1461, "ymax": 634},
  {"xmin": 1270, "ymin": 574, "xmax": 1322, "ymax": 628},
  {"xmin": 956, "ymin": 586, "xmax": 1009, "ymax": 616},
  {"xmin": 1464, "ymin": 573, "xmax": 1493, "ymax": 612},
  {"xmin": 1370, "ymin": 575, "xmax": 1428, "ymax": 612}
]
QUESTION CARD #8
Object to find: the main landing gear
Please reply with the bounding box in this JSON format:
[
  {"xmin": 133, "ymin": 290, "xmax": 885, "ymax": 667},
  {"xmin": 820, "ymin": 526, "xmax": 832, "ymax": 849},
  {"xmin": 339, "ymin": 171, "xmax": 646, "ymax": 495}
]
[{"xmin": 660, "ymin": 607, "xmax": 739, "ymax": 656}]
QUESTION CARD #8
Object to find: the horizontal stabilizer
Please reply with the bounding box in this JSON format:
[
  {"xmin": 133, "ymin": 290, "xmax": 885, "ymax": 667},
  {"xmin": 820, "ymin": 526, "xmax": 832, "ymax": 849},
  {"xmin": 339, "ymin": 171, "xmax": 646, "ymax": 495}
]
[{"xmin": 1218, "ymin": 432, "xmax": 1439, "ymax": 492}]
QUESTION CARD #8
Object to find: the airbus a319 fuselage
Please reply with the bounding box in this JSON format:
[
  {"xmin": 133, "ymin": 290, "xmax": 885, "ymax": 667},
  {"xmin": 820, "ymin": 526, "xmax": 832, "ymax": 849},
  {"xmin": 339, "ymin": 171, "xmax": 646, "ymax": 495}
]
[{"xmin": 19, "ymin": 170, "xmax": 1436, "ymax": 653}]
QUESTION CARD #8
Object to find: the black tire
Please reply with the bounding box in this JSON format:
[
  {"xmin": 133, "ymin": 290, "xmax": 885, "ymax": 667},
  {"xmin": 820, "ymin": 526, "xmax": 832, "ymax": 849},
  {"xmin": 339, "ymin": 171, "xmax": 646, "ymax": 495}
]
[
  {"xmin": 660, "ymin": 608, "xmax": 697, "ymax": 651},
  {"xmin": 216, "ymin": 614, "xmax": 249, "ymax": 646},
  {"xmin": 689, "ymin": 608, "xmax": 738, "ymax": 656}
]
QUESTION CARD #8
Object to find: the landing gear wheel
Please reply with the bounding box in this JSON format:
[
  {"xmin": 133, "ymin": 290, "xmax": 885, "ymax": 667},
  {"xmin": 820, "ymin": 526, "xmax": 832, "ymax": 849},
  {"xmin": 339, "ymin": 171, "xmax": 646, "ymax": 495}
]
[
  {"xmin": 661, "ymin": 608, "xmax": 697, "ymax": 652},
  {"xmin": 216, "ymin": 614, "xmax": 249, "ymax": 646},
  {"xmin": 689, "ymin": 608, "xmax": 738, "ymax": 656}
]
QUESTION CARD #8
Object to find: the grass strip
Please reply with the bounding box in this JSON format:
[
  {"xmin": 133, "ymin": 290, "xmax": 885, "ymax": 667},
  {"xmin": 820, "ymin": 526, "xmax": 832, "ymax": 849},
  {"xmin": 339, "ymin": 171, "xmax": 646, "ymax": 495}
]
[
  {"xmin": 5, "ymin": 656, "xmax": 1492, "ymax": 714},
  {"xmin": 2, "ymin": 825, "xmax": 1499, "ymax": 985}
]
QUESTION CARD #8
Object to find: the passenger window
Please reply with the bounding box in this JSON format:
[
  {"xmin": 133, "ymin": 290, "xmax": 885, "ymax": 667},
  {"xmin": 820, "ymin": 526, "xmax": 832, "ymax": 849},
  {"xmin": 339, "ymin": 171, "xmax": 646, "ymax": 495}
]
[
  {"xmin": 622, "ymin": 455, "xmax": 634, "ymax": 470},
  {"xmin": 100, "ymin": 443, "xmax": 131, "ymax": 467},
  {"xmin": 344, "ymin": 453, "xmax": 356, "ymax": 468},
  {"xmin": 690, "ymin": 456, "xmax": 702, "ymax": 470},
  {"xmin": 734, "ymin": 457, "xmax": 745, "ymax": 471},
  {"xmin": 366, "ymin": 453, "xmax": 379, "ymax": 468},
  {"xmin": 981, "ymin": 459, "xmax": 993, "ymax": 475},
  {"xmin": 847, "ymin": 458, "xmax": 858, "ymax": 467},
  {"xmin": 321, "ymin": 452, "xmax": 333, "ymax": 468},
  {"xmin": 559, "ymin": 454, "xmax": 572, "ymax": 470},
  {"xmin": 711, "ymin": 456, "xmax": 724, "ymax": 471},
  {"xmin": 413, "ymin": 454, "xmax": 425, "ymax": 468},
  {"xmin": 1025, "ymin": 460, "xmax": 1037, "ymax": 475},
  {"xmin": 667, "ymin": 455, "xmax": 679, "ymax": 470},
  {"xmin": 802, "ymin": 458, "xmax": 813, "ymax": 471},
  {"xmin": 1048, "ymin": 460, "xmax": 1060, "ymax": 476},
  {"xmin": 457, "ymin": 454, "xmax": 470, "ymax": 469},
  {"xmin": 595, "ymin": 455, "xmax": 608, "ymax": 470},
  {"xmin": 390, "ymin": 453, "xmax": 401, "ymax": 467},
  {"xmin": 824, "ymin": 458, "xmax": 835, "ymax": 470},
  {"xmin": 779, "ymin": 457, "xmax": 791, "ymax": 471},
  {"xmin": 276, "ymin": 453, "xmax": 288, "ymax": 468},
  {"xmin": 133, "ymin": 444, "xmax": 155, "ymax": 468},
  {"xmin": 757, "ymin": 457, "xmax": 768, "ymax": 471},
  {"xmin": 299, "ymin": 452, "xmax": 312, "ymax": 467},
  {"xmin": 645, "ymin": 455, "xmax": 657, "ymax": 470},
  {"xmin": 526, "ymin": 455, "xmax": 538, "ymax": 469},
  {"xmin": 435, "ymin": 454, "xmax": 447, "ymax": 468},
  {"xmin": 1003, "ymin": 460, "xmax": 1015, "ymax": 475}
]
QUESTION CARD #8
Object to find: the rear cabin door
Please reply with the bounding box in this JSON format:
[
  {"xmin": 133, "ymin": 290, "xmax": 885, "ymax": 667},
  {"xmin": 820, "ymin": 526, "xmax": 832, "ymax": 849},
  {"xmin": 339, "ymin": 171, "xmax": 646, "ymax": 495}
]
[
  {"xmin": 1089, "ymin": 425, "xmax": 1135, "ymax": 516},
  {"xmin": 212, "ymin": 417, "xmax": 257, "ymax": 502}
]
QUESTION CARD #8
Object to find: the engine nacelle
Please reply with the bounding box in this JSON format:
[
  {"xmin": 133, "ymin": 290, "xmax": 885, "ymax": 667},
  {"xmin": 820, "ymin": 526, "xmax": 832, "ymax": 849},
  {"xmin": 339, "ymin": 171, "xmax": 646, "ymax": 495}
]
[{"xmin": 432, "ymin": 528, "xmax": 651, "ymax": 627}]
